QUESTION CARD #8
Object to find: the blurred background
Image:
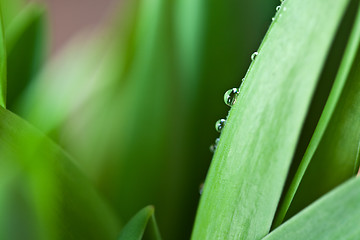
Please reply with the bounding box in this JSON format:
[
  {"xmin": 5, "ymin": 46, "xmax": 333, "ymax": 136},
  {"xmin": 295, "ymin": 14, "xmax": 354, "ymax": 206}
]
[
  {"xmin": 2, "ymin": 0, "xmax": 279, "ymax": 239},
  {"xmin": 31, "ymin": 0, "xmax": 118, "ymax": 52}
]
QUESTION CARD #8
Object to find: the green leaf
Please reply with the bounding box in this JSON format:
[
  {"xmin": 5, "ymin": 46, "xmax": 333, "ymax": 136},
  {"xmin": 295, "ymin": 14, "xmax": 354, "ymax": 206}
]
[
  {"xmin": 6, "ymin": 3, "xmax": 47, "ymax": 109},
  {"xmin": 0, "ymin": 107, "xmax": 121, "ymax": 240},
  {"xmin": 273, "ymin": 1, "xmax": 360, "ymax": 227},
  {"xmin": 0, "ymin": 4, "xmax": 6, "ymax": 108},
  {"xmin": 0, "ymin": 0, "xmax": 24, "ymax": 28},
  {"xmin": 118, "ymin": 206, "xmax": 161, "ymax": 240},
  {"xmin": 263, "ymin": 177, "xmax": 360, "ymax": 240},
  {"xmin": 191, "ymin": 0, "xmax": 351, "ymax": 239}
]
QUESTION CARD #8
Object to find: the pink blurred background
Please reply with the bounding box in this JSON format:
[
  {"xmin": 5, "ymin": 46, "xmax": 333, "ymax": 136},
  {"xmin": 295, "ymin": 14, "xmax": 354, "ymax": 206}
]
[{"xmin": 33, "ymin": 0, "xmax": 119, "ymax": 52}]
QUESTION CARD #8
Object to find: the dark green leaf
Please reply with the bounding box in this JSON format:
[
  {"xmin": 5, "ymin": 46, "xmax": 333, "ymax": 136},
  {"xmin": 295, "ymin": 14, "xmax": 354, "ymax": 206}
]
[
  {"xmin": 0, "ymin": 2, "xmax": 6, "ymax": 108},
  {"xmin": 6, "ymin": 3, "xmax": 47, "ymax": 109}
]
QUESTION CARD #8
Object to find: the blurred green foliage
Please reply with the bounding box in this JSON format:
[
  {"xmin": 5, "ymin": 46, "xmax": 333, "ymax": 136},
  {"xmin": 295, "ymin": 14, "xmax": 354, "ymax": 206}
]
[
  {"xmin": 6, "ymin": 3, "xmax": 46, "ymax": 109},
  {"xmin": 0, "ymin": 107, "xmax": 120, "ymax": 240},
  {"xmin": 118, "ymin": 206, "xmax": 161, "ymax": 240},
  {"xmin": 1, "ymin": 0, "xmax": 360, "ymax": 239},
  {"xmin": 12, "ymin": 0, "xmax": 277, "ymax": 239}
]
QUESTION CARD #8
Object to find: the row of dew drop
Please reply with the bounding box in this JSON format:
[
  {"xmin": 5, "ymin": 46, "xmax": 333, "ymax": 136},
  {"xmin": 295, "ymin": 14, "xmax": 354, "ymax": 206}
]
[
  {"xmin": 199, "ymin": 0, "xmax": 287, "ymax": 195},
  {"xmin": 209, "ymin": 87, "xmax": 240, "ymax": 152},
  {"xmin": 273, "ymin": 0, "xmax": 287, "ymax": 21}
]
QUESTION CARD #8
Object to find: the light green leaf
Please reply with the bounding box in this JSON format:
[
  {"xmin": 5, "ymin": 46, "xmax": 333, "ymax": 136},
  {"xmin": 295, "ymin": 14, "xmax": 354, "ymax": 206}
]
[
  {"xmin": 0, "ymin": 107, "xmax": 121, "ymax": 240},
  {"xmin": 263, "ymin": 177, "xmax": 360, "ymax": 240},
  {"xmin": 273, "ymin": 1, "xmax": 360, "ymax": 227},
  {"xmin": 6, "ymin": 3, "xmax": 47, "ymax": 109},
  {"xmin": 118, "ymin": 206, "xmax": 161, "ymax": 240},
  {"xmin": 0, "ymin": 0, "xmax": 24, "ymax": 28},
  {"xmin": 191, "ymin": 0, "xmax": 351, "ymax": 239}
]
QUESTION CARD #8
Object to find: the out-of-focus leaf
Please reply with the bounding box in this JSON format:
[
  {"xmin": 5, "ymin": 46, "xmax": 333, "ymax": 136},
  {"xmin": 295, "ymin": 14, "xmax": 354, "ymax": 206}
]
[
  {"xmin": 264, "ymin": 177, "xmax": 360, "ymax": 240},
  {"xmin": 18, "ymin": 32, "xmax": 109, "ymax": 135},
  {"xmin": 191, "ymin": 0, "xmax": 350, "ymax": 239},
  {"xmin": 118, "ymin": 206, "xmax": 161, "ymax": 240},
  {"xmin": 0, "ymin": 106, "xmax": 121, "ymax": 240},
  {"xmin": 0, "ymin": 0, "xmax": 24, "ymax": 28},
  {"xmin": 273, "ymin": 1, "xmax": 360, "ymax": 227},
  {"xmin": 0, "ymin": 3, "xmax": 6, "ymax": 108},
  {"xmin": 6, "ymin": 3, "xmax": 47, "ymax": 109}
]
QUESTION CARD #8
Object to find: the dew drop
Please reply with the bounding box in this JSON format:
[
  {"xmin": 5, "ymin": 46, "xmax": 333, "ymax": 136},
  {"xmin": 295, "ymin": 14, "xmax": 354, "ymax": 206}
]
[
  {"xmin": 224, "ymin": 88, "xmax": 240, "ymax": 107},
  {"xmin": 251, "ymin": 52, "xmax": 258, "ymax": 61},
  {"xmin": 209, "ymin": 138, "xmax": 220, "ymax": 153},
  {"xmin": 276, "ymin": 5, "xmax": 281, "ymax": 11},
  {"xmin": 272, "ymin": 17, "xmax": 275, "ymax": 21},
  {"xmin": 209, "ymin": 144, "xmax": 216, "ymax": 153},
  {"xmin": 199, "ymin": 182, "xmax": 204, "ymax": 195},
  {"xmin": 215, "ymin": 119, "xmax": 226, "ymax": 133}
]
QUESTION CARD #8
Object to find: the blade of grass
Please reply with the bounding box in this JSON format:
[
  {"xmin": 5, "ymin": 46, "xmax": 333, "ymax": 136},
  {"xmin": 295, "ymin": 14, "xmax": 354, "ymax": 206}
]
[
  {"xmin": 273, "ymin": 1, "xmax": 360, "ymax": 227},
  {"xmin": 0, "ymin": 4, "xmax": 6, "ymax": 108},
  {"xmin": 0, "ymin": 106, "xmax": 121, "ymax": 240},
  {"xmin": 263, "ymin": 177, "xmax": 360, "ymax": 240},
  {"xmin": 191, "ymin": 0, "xmax": 351, "ymax": 239},
  {"xmin": 118, "ymin": 206, "xmax": 161, "ymax": 240},
  {"xmin": 6, "ymin": 3, "xmax": 47, "ymax": 109},
  {"xmin": 284, "ymin": 0, "xmax": 360, "ymax": 190}
]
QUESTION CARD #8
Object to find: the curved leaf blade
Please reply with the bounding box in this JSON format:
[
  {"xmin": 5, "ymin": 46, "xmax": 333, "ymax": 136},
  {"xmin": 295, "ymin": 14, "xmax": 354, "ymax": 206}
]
[{"xmin": 191, "ymin": 0, "xmax": 351, "ymax": 239}]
